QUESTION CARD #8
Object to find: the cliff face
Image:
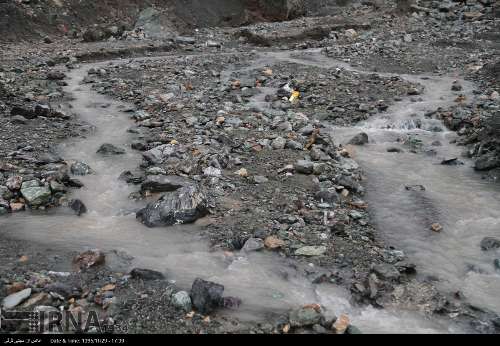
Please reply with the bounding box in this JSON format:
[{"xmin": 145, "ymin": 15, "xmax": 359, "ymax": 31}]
[{"xmin": 0, "ymin": 0, "xmax": 315, "ymax": 42}]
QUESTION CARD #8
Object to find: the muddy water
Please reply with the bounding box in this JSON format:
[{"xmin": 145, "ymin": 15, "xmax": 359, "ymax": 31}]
[
  {"xmin": 246, "ymin": 50, "xmax": 500, "ymax": 316},
  {"xmin": 0, "ymin": 50, "xmax": 493, "ymax": 333}
]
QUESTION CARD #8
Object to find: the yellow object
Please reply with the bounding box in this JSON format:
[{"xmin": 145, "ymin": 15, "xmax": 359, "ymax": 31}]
[
  {"xmin": 289, "ymin": 90, "xmax": 300, "ymax": 103},
  {"xmin": 170, "ymin": 139, "xmax": 178, "ymax": 145}
]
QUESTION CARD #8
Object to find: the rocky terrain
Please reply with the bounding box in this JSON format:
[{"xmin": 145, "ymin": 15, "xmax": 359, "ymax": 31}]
[{"xmin": 0, "ymin": 0, "xmax": 499, "ymax": 335}]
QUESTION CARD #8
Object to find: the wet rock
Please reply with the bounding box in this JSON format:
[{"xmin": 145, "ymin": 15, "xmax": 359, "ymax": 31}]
[
  {"xmin": 136, "ymin": 185, "xmax": 208, "ymax": 227},
  {"xmin": 70, "ymin": 162, "xmax": 93, "ymax": 176},
  {"xmin": 130, "ymin": 268, "xmax": 165, "ymax": 281},
  {"xmin": 295, "ymin": 246, "xmax": 327, "ymax": 257},
  {"xmin": 242, "ymin": 238, "xmax": 264, "ymax": 252},
  {"xmin": 221, "ymin": 296, "xmax": 242, "ymax": 310},
  {"xmin": 346, "ymin": 325, "xmax": 363, "ymax": 334},
  {"xmin": 295, "ymin": 160, "xmax": 314, "ymax": 174},
  {"xmin": 69, "ymin": 199, "xmax": 87, "ymax": 216},
  {"xmin": 441, "ymin": 157, "xmax": 462, "ymax": 165},
  {"xmin": 372, "ymin": 263, "xmax": 400, "ymax": 280},
  {"xmin": 20, "ymin": 180, "xmax": 51, "ymax": 207},
  {"xmin": 451, "ymin": 81, "xmax": 463, "ymax": 91},
  {"xmin": 96, "ymin": 143, "xmax": 126, "ymax": 155},
  {"xmin": 494, "ymin": 259, "xmax": 500, "ymax": 271},
  {"xmin": 405, "ymin": 184, "xmax": 426, "ymax": 191},
  {"xmin": 289, "ymin": 306, "xmax": 323, "ymax": 327},
  {"xmin": 332, "ymin": 314, "xmax": 350, "ymax": 334},
  {"xmin": 480, "ymin": 237, "xmax": 500, "ymax": 251},
  {"xmin": 2, "ymin": 288, "xmax": 32, "ymax": 309},
  {"xmin": 387, "ymin": 147, "xmax": 403, "ymax": 153},
  {"xmin": 348, "ymin": 132, "xmax": 369, "ymax": 145},
  {"xmin": 73, "ymin": 249, "xmax": 105, "ymax": 270},
  {"xmin": 172, "ymin": 291, "xmax": 192, "ymax": 312},
  {"xmin": 141, "ymin": 175, "xmax": 193, "ymax": 193},
  {"xmin": 190, "ymin": 278, "xmax": 224, "ymax": 314},
  {"xmin": 474, "ymin": 152, "xmax": 500, "ymax": 171}
]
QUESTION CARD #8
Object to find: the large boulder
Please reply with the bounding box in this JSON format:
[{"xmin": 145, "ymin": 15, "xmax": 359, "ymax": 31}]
[
  {"xmin": 136, "ymin": 185, "xmax": 208, "ymax": 227},
  {"xmin": 475, "ymin": 151, "xmax": 500, "ymax": 171}
]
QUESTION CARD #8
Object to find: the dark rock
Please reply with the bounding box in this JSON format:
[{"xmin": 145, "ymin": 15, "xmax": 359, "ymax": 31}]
[
  {"xmin": 190, "ymin": 278, "xmax": 224, "ymax": 314},
  {"xmin": 136, "ymin": 185, "xmax": 208, "ymax": 227},
  {"xmin": 69, "ymin": 199, "xmax": 87, "ymax": 216},
  {"xmin": 315, "ymin": 190, "xmax": 339, "ymax": 203},
  {"xmin": 96, "ymin": 143, "xmax": 126, "ymax": 156},
  {"xmin": 480, "ymin": 237, "xmax": 500, "ymax": 251},
  {"xmin": 348, "ymin": 132, "xmax": 369, "ymax": 145},
  {"xmin": 70, "ymin": 162, "xmax": 93, "ymax": 176},
  {"xmin": 10, "ymin": 106, "xmax": 36, "ymax": 119},
  {"xmin": 130, "ymin": 268, "xmax": 165, "ymax": 281},
  {"xmin": 47, "ymin": 71, "xmax": 66, "ymax": 80},
  {"xmin": 141, "ymin": 175, "xmax": 193, "ymax": 193},
  {"xmin": 475, "ymin": 152, "xmax": 500, "ymax": 171}
]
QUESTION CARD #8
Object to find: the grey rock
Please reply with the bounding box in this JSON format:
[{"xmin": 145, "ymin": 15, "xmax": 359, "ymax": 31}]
[
  {"xmin": 190, "ymin": 278, "xmax": 224, "ymax": 314},
  {"xmin": 271, "ymin": 136, "xmax": 287, "ymax": 149},
  {"xmin": 2, "ymin": 288, "xmax": 32, "ymax": 309},
  {"xmin": 295, "ymin": 160, "xmax": 314, "ymax": 174},
  {"xmin": 373, "ymin": 263, "xmax": 401, "ymax": 280},
  {"xmin": 289, "ymin": 307, "xmax": 323, "ymax": 327},
  {"xmin": 20, "ymin": 180, "xmax": 51, "ymax": 207},
  {"xmin": 295, "ymin": 246, "xmax": 327, "ymax": 256},
  {"xmin": 97, "ymin": 143, "xmax": 126, "ymax": 156},
  {"xmin": 242, "ymin": 238, "xmax": 264, "ymax": 252},
  {"xmin": 172, "ymin": 291, "xmax": 192, "ymax": 312},
  {"xmin": 70, "ymin": 162, "xmax": 93, "ymax": 176},
  {"xmin": 142, "ymin": 144, "xmax": 178, "ymax": 165},
  {"xmin": 136, "ymin": 185, "xmax": 208, "ymax": 227},
  {"xmin": 6, "ymin": 176, "xmax": 23, "ymax": 191},
  {"xmin": 348, "ymin": 132, "xmax": 369, "ymax": 145}
]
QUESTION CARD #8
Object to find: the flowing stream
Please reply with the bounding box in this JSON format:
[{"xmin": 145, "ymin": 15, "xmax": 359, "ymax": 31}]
[{"xmin": 1, "ymin": 49, "xmax": 499, "ymax": 333}]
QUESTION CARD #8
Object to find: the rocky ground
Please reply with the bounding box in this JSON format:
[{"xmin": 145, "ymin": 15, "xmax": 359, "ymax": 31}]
[{"xmin": 0, "ymin": 0, "xmax": 499, "ymax": 335}]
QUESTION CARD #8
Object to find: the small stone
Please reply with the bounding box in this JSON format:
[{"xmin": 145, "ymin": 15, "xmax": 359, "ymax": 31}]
[
  {"xmin": 242, "ymin": 238, "xmax": 264, "ymax": 252},
  {"xmin": 332, "ymin": 314, "xmax": 350, "ymax": 334},
  {"xmin": 289, "ymin": 306, "xmax": 323, "ymax": 327},
  {"xmin": 96, "ymin": 143, "xmax": 126, "ymax": 155},
  {"xmin": 264, "ymin": 236, "xmax": 285, "ymax": 249},
  {"xmin": 235, "ymin": 168, "xmax": 248, "ymax": 177},
  {"xmin": 295, "ymin": 160, "xmax": 314, "ymax": 174},
  {"xmin": 431, "ymin": 223, "xmax": 443, "ymax": 232},
  {"xmin": 348, "ymin": 132, "xmax": 369, "ymax": 145},
  {"xmin": 70, "ymin": 162, "xmax": 93, "ymax": 176},
  {"xmin": 295, "ymin": 246, "xmax": 327, "ymax": 257},
  {"xmin": 69, "ymin": 199, "xmax": 87, "ymax": 216},
  {"xmin": 253, "ymin": 175, "xmax": 269, "ymax": 184},
  {"xmin": 73, "ymin": 249, "xmax": 105, "ymax": 270},
  {"xmin": 6, "ymin": 175, "xmax": 23, "ymax": 191},
  {"xmin": 172, "ymin": 291, "xmax": 192, "ymax": 312},
  {"xmin": 271, "ymin": 136, "xmax": 287, "ymax": 150}
]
